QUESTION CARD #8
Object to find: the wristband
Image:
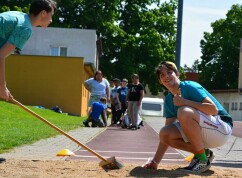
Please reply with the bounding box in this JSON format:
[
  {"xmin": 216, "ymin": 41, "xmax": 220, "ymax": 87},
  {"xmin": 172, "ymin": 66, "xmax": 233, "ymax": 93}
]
[{"xmin": 151, "ymin": 159, "xmax": 158, "ymax": 165}]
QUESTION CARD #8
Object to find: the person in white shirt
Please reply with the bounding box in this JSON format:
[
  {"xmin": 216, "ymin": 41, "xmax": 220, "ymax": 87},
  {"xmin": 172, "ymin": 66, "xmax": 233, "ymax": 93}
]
[{"xmin": 84, "ymin": 70, "xmax": 110, "ymax": 107}]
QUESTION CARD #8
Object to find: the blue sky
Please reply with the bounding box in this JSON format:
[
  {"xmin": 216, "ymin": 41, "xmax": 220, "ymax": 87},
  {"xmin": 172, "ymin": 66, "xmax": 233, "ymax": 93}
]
[{"xmin": 180, "ymin": 0, "xmax": 241, "ymax": 67}]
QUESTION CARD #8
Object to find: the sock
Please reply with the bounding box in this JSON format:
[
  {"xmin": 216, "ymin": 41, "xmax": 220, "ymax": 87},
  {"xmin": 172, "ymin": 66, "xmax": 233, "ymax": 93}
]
[
  {"xmin": 205, "ymin": 148, "xmax": 209, "ymax": 155},
  {"xmin": 194, "ymin": 149, "xmax": 207, "ymax": 162}
]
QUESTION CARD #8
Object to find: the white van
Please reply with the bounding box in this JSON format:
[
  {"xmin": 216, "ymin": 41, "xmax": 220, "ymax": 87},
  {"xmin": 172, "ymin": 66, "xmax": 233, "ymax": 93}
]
[{"xmin": 141, "ymin": 97, "xmax": 164, "ymax": 116}]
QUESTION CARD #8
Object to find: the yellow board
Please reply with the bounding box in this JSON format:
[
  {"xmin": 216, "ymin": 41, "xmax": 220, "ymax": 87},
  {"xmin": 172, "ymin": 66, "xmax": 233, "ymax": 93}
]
[{"xmin": 6, "ymin": 55, "xmax": 94, "ymax": 117}]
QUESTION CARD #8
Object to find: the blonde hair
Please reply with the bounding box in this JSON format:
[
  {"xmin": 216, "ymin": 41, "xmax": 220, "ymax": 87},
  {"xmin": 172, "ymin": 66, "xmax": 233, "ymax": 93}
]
[
  {"xmin": 155, "ymin": 61, "xmax": 179, "ymax": 78},
  {"xmin": 131, "ymin": 74, "xmax": 139, "ymax": 79}
]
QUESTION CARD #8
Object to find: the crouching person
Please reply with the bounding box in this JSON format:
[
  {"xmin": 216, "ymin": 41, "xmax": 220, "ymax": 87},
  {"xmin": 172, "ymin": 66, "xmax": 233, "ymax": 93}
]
[
  {"xmin": 143, "ymin": 61, "xmax": 233, "ymax": 174},
  {"xmin": 83, "ymin": 97, "xmax": 108, "ymax": 127}
]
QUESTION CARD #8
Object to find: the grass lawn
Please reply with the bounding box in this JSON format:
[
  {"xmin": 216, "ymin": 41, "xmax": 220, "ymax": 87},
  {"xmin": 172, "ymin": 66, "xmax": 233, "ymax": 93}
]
[{"xmin": 0, "ymin": 101, "xmax": 86, "ymax": 154}]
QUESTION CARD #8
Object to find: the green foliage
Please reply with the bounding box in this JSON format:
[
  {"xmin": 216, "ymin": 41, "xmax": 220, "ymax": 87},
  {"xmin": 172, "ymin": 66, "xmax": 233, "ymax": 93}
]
[
  {"xmin": 117, "ymin": 1, "xmax": 177, "ymax": 95},
  {"xmin": 0, "ymin": 0, "xmax": 30, "ymax": 13},
  {"xmin": 51, "ymin": 0, "xmax": 178, "ymax": 95},
  {"xmin": 198, "ymin": 4, "xmax": 242, "ymax": 90},
  {"xmin": 184, "ymin": 59, "xmax": 199, "ymax": 73},
  {"xmin": 0, "ymin": 101, "xmax": 85, "ymax": 153},
  {"xmin": 0, "ymin": 6, "xmax": 10, "ymax": 12},
  {"xmin": 1, "ymin": 0, "xmax": 178, "ymax": 95}
]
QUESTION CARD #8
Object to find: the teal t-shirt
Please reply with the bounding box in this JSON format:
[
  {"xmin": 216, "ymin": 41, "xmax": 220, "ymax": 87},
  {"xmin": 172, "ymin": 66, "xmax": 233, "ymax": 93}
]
[
  {"xmin": 0, "ymin": 11, "xmax": 32, "ymax": 50},
  {"xmin": 164, "ymin": 81, "xmax": 233, "ymax": 127}
]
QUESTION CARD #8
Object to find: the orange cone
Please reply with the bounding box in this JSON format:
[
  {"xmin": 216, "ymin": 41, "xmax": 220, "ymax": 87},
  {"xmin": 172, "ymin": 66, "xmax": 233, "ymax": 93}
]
[{"xmin": 56, "ymin": 149, "xmax": 75, "ymax": 156}]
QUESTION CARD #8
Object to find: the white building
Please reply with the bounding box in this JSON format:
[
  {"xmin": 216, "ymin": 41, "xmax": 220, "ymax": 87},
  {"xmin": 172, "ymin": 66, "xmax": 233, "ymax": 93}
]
[
  {"xmin": 210, "ymin": 90, "xmax": 242, "ymax": 121},
  {"xmin": 20, "ymin": 27, "xmax": 242, "ymax": 121},
  {"xmin": 21, "ymin": 27, "xmax": 98, "ymax": 68},
  {"xmin": 209, "ymin": 39, "xmax": 242, "ymax": 121}
]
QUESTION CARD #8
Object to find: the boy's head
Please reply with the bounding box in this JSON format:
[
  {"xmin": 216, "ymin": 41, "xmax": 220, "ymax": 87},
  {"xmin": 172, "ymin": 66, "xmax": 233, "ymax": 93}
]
[
  {"xmin": 100, "ymin": 97, "xmax": 107, "ymax": 104},
  {"xmin": 30, "ymin": 0, "xmax": 57, "ymax": 15},
  {"xmin": 155, "ymin": 61, "xmax": 179, "ymax": 83},
  {"xmin": 29, "ymin": 0, "xmax": 57, "ymax": 28},
  {"xmin": 131, "ymin": 74, "xmax": 139, "ymax": 84},
  {"xmin": 131, "ymin": 74, "xmax": 139, "ymax": 79},
  {"xmin": 112, "ymin": 78, "xmax": 120, "ymax": 87},
  {"xmin": 121, "ymin": 78, "xmax": 128, "ymax": 86},
  {"xmin": 109, "ymin": 80, "xmax": 114, "ymax": 86}
]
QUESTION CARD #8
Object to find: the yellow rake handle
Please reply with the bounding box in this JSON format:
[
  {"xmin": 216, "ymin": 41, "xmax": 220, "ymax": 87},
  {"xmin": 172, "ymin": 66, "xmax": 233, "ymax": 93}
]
[{"xmin": 10, "ymin": 98, "xmax": 107, "ymax": 162}]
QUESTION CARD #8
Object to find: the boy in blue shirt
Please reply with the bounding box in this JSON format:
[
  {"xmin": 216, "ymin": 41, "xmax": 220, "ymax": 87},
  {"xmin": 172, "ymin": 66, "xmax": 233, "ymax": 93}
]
[
  {"xmin": 83, "ymin": 97, "xmax": 108, "ymax": 127},
  {"xmin": 143, "ymin": 61, "xmax": 233, "ymax": 174},
  {"xmin": 0, "ymin": 0, "xmax": 57, "ymax": 101},
  {"xmin": 116, "ymin": 78, "xmax": 129, "ymax": 124}
]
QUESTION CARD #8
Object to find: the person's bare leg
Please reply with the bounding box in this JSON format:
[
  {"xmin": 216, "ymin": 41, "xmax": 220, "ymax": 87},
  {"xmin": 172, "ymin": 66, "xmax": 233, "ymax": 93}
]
[
  {"xmin": 160, "ymin": 124, "xmax": 195, "ymax": 152},
  {"xmin": 133, "ymin": 101, "xmax": 140, "ymax": 127},
  {"xmin": 148, "ymin": 124, "xmax": 194, "ymax": 169},
  {"xmin": 127, "ymin": 101, "xmax": 133, "ymax": 127},
  {"xmin": 144, "ymin": 123, "xmax": 197, "ymax": 169},
  {"xmin": 177, "ymin": 107, "xmax": 204, "ymax": 152}
]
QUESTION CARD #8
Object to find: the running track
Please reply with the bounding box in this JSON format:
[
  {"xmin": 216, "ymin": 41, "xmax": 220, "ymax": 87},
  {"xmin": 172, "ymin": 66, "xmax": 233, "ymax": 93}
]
[{"xmin": 67, "ymin": 122, "xmax": 186, "ymax": 165}]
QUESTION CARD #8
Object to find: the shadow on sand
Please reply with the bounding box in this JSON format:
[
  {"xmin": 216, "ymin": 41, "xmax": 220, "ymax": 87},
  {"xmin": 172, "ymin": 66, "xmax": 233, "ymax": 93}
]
[{"xmin": 129, "ymin": 166, "xmax": 215, "ymax": 177}]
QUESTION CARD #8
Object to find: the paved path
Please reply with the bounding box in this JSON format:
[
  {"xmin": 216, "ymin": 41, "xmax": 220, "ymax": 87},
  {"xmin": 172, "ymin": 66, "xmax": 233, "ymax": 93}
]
[
  {"xmin": 232, "ymin": 121, "xmax": 242, "ymax": 138},
  {"xmin": 0, "ymin": 127, "xmax": 105, "ymax": 161},
  {"xmin": 0, "ymin": 116, "xmax": 241, "ymax": 169},
  {"xmin": 146, "ymin": 117, "xmax": 242, "ymax": 169}
]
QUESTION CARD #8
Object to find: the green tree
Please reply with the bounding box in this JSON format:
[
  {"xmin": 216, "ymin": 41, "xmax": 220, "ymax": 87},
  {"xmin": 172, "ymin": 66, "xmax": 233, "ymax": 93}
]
[
  {"xmin": 0, "ymin": 0, "xmax": 30, "ymax": 13},
  {"xmin": 104, "ymin": 0, "xmax": 178, "ymax": 95},
  {"xmin": 52, "ymin": 0, "xmax": 178, "ymax": 95},
  {"xmin": 191, "ymin": 59, "xmax": 199, "ymax": 73},
  {"xmin": 198, "ymin": 4, "xmax": 242, "ymax": 90},
  {"xmin": 1, "ymin": 0, "xmax": 178, "ymax": 95},
  {"xmin": 184, "ymin": 59, "xmax": 199, "ymax": 73}
]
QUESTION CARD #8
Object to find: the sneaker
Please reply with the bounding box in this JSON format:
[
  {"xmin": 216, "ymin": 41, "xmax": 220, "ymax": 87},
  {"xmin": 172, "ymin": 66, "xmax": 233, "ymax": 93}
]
[
  {"xmin": 109, "ymin": 123, "xmax": 117, "ymax": 127},
  {"xmin": 206, "ymin": 149, "xmax": 215, "ymax": 163},
  {"xmin": 182, "ymin": 157, "xmax": 199, "ymax": 170},
  {"xmin": 139, "ymin": 121, "xmax": 144, "ymax": 127},
  {"xmin": 91, "ymin": 123, "xmax": 97, "ymax": 127},
  {"xmin": 130, "ymin": 126, "xmax": 138, "ymax": 130},
  {"xmin": 127, "ymin": 125, "xmax": 132, "ymax": 129},
  {"xmin": 83, "ymin": 121, "xmax": 90, "ymax": 127},
  {"xmin": 180, "ymin": 158, "xmax": 211, "ymax": 174},
  {"xmin": 0, "ymin": 158, "xmax": 6, "ymax": 163}
]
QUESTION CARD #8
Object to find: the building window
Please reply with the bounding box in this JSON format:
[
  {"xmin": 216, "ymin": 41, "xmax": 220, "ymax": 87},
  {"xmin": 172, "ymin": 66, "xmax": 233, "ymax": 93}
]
[
  {"xmin": 231, "ymin": 102, "xmax": 234, "ymax": 111},
  {"xmin": 235, "ymin": 102, "xmax": 238, "ymax": 110},
  {"xmin": 231, "ymin": 102, "xmax": 238, "ymax": 111},
  {"xmin": 240, "ymin": 103, "xmax": 242, "ymax": 110},
  {"xmin": 223, "ymin": 102, "xmax": 229, "ymax": 113},
  {"xmin": 50, "ymin": 46, "xmax": 67, "ymax": 56}
]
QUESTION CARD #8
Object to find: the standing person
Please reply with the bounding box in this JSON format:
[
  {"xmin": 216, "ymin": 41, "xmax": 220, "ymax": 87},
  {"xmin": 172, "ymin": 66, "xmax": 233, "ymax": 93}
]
[
  {"xmin": 143, "ymin": 61, "xmax": 233, "ymax": 174},
  {"xmin": 109, "ymin": 79, "xmax": 114, "ymax": 90},
  {"xmin": 0, "ymin": 0, "xmax": 57, "ymax": 164},
  {"xmin": 126, "ymin": 74, "xmax": 144, "ymax": 130},
  {"xmin": 107, "ymin": 79, "xmax": 114, "ymax": 110},
  {"xmin": 83, "ymin": 97, "xmax": 108, "ymax": 127},
  {"xmin": 84, "ymin": 70, "xmax": 110, "ymax": 108},
  {"xmin": 116, "ymin": 78, "xmax": 129, "ymax": 125},
  {"xmin": 105, "ymin": 79, "xmax": 114, "ymax": 119},
  {"xmin": 0, "ymin": 0, "xmax": 57, "ymax": 101},
  {"xmin": 110, "ymin": 78, "xmax": 120, "ymax": 126}
]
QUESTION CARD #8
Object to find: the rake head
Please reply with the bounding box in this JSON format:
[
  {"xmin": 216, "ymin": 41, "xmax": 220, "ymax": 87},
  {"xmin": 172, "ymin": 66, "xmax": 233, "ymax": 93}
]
[{"xmin": 99, "ymin": 156, "xmax": 124, "ymax": 171}]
